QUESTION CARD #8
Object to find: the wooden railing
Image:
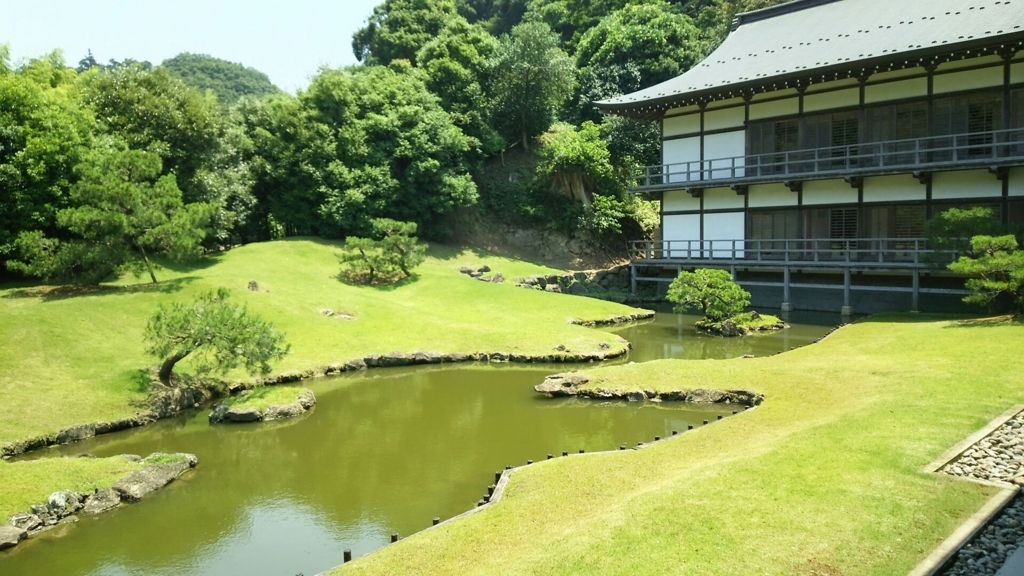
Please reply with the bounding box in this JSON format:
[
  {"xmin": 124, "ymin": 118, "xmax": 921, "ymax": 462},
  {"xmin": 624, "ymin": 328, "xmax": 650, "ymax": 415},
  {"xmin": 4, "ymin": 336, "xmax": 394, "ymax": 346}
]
[
  {"xmin": 631, "ymin": 127, "xmax": 1024, "ymax": 190},
  {"xmin": 628, "ymin": 238, "xmax": 959, "ymax": 267}
]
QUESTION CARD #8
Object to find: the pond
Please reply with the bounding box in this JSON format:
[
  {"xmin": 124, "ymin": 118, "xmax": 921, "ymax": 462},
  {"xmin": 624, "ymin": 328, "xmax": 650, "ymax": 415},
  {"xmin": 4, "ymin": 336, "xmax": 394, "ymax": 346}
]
[{"xmin": 0, "ymin": 310, "xmax": 837, "ymax": 576}]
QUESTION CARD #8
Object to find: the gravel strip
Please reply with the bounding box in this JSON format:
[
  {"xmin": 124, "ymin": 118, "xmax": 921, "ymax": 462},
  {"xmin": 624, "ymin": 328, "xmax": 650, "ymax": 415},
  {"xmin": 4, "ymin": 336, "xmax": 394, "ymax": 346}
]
[
  {"xmin": 941, "ymin": 414, "xmax": 1024, "ymax": 486},
  {"xmin": 941, "ymin": 494, "xmax": 1024, "ymax": 576}
]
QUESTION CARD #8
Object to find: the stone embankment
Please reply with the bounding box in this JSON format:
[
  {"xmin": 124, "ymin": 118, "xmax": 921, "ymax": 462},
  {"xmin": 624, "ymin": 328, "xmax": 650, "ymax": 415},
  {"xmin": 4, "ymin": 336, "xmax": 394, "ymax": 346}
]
[
  {"xmin": 535, "ymin": 373, "xmax": 764, "ymax": 406},
  {"xmin": 936, "ymin": 411, "xmax": 1024, "ymax": 575},
  {"xmin": 209, "ymin": 389, "xmax": 316, "ymax": 424},
  {"xmin": 456, "ymin": 263, "xmax": 632, "ymax": 297},
  {"xmin": 1, "ymin": 453, "xmax": 196, "ymax": 551}
]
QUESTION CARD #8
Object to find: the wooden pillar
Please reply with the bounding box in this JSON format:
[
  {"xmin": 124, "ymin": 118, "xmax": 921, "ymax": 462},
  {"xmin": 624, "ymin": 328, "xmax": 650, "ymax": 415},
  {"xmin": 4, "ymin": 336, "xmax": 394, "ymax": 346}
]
[
  {"xmin": 842, "ymin": 269, "xmax": 853, "ymax": 316},
  {"xmin": 781, "ymin": 266, "xmax": 792, "ymax": 313},
  {"xmin": 911, "ymin": 269, "xmax": 920, "ymax": 313}
]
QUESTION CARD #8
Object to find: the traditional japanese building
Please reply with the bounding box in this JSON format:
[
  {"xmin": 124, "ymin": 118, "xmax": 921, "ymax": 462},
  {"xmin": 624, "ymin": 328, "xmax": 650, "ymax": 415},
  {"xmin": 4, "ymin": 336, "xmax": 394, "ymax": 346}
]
[{"xmin": 596, "ymin": 0, "xmax": 1024, "ymax": 313}]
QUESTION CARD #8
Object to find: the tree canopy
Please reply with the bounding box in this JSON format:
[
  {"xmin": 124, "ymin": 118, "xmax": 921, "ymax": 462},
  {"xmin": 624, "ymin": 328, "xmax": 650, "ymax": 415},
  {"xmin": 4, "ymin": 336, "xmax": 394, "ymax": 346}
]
[
  {"xmin": 667, "ymin": 268, "xmax": 751, "ymax": 321},
  {"xmin": 161, "ymin": 52, "xmax": 280, "ymax": 105},
  {"xmin": 353, "ymin": 0, "xmax": 464, "ymax": 65},
  {"xmin": 489, "ymin": 21, "xmax": 576, "ymax": 151},
  {"xmin": 8, "ymin": 143, "xmax": 214, "ymax": 284}
]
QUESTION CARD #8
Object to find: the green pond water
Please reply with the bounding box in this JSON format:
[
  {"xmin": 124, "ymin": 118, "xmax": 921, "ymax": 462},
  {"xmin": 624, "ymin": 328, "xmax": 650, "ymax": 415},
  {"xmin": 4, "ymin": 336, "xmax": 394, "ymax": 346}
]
[{"xmin": 0, "ymin": 310, "xmax": 836, "ymax": 576}]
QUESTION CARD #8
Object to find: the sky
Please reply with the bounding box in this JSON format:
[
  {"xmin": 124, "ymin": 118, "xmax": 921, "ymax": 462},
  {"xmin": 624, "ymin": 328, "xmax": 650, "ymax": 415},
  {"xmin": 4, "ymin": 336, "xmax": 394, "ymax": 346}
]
[{"xmin": 0, "ymin": 0, "xmax": 381, "ymax": 92}]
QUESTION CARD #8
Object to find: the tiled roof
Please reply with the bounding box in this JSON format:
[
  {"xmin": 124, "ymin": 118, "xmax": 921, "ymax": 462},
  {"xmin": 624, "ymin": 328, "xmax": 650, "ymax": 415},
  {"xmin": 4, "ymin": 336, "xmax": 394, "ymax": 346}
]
[{"xmin": 596, "ymin": 0, "xmax": 1024, "ymax": 116}]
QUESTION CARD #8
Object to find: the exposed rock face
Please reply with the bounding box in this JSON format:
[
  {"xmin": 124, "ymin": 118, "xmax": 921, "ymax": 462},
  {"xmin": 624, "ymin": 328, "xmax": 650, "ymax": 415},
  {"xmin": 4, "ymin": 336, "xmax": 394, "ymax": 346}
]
[
  {"xmin": 344, "ymin": 358, "xmax": 367, "ymax": 371},
  {"xmin": 209, "ymin": 389, "xmax": 316, "ymax": 424},
  {"xmin": 0, "ymin": 525, "xmax": 27, "ymax": 550},
  {"xmin": 9, "ymin": 513, "xmax": 41, "ymax": 532},
  {"xmin": 534, "ymin": 374, "xmax": 764, "ymax": 407},
  {"xmin": 535, "ymin": 373, "xmax": 591, "ymax": 397},
  {"xmin": 379, "ymin": 352, "xmax": 414, "ymax": 368},
  {"xmin": 515, "ymin": 265, "xmax": 632, "ymax": 294},
  {"xmin": 112, "ymin": 454, "xmax": 197, "ymax": 502},
  {"xmin": 82, "ymin": 488, "xmax": 121, "ymax": 515}
]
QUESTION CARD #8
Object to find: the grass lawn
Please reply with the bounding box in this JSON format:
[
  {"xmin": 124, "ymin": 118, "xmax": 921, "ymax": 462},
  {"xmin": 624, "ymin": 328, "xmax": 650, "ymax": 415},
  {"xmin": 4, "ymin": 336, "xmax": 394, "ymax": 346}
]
[
  {"xmin": 0, "ymin": 456, "xmax": 140, "ymax": 520},
  {"xmin": 220, "ymin": 386, "xmax": 307, "ymax": 410},
  {"xmin": 0, "ymin": 238, "xmax": 640, "ymax": 519},
  {"xmin": 336, "ymin": 315, "xmax": 1024, "ymax": 575}
]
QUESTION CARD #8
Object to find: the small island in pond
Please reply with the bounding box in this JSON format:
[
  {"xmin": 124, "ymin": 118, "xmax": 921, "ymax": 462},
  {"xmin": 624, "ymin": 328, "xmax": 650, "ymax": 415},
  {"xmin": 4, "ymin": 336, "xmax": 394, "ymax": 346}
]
[{"xmin": 668, "ymin": 269, "xmax": 787, "ymax": 338}]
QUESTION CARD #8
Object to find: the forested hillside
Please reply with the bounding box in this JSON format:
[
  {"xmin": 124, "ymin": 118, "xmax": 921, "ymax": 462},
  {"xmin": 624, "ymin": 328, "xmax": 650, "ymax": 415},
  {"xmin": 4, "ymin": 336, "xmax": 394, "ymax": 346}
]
[{"xmin": 0, "ymin": 0, "xmax": 784, "ymax": 282}]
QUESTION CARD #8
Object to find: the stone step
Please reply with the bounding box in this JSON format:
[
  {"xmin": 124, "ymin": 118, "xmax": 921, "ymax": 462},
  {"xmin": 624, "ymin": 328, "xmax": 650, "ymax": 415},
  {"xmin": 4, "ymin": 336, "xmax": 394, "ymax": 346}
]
[{"xmin": 996, "ymin": 546, "xmax": 1024, "ymax": 576}]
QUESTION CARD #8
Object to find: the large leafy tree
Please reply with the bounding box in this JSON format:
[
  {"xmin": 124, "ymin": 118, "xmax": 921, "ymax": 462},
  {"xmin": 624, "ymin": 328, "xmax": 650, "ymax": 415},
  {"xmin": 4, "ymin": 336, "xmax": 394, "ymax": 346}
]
[
  {"xmin": 235, "ymin": 94, "xmax": 338, "ymax": 239},
  {"xmin": 352, "ymin": 0, "xmax": 463, "ymax": 65},
  {"xmin": 0, "ymin": 51, "xmax": 94, "ymax": 268},
  {"xmin": 456, "ymin": 0, "xmax": 529, "ymax": 35},
  {"xmin": 489, "ymin": 21, "xmax": 576, "ymax": 151},
  {"xmin": 303, "ymin": 65, "xmax": 477, "ymax": 239},
  {"xmin": 161, "ymin": 52, "xmax": 280, "ymax": 105},
  {"xmin": 7, "ymin": 143, "xmax": 214, "ymax": 285},
  {"xmin": 145, "ymin": 288, "xmax": 290, "ymax": 385},
  {"xmin": 417, "ymin": 20, "xmax": 502, "ymax": 155},
  {"xmin": 574, "ymin": 2, "xmax": 701, "ymax": 120},
  {"xmin": 536, "ymin": 122, "xmax": 620, "ymax": 207},
  {"xmin": 82, "ymin": 65, "xmax": 221, "ymax": 203}
]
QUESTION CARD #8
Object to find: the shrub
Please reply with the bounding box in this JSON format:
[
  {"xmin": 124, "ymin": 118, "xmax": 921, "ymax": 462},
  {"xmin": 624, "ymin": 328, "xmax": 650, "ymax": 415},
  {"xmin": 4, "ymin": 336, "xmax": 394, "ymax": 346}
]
[
  {"xmin": 144, "ymin": 288, "xmax": 290, "ymax": 385},
  {"xmin": 948, "ymin": 235, "xmax": 1024, "ymax": 313},
  {"xmin": 667, "ymin": 269, "xmax": 751, "ymax": 321},
  {"xmin": 339, "ymin": 218, "xmax": 426, "ymax": 284}
]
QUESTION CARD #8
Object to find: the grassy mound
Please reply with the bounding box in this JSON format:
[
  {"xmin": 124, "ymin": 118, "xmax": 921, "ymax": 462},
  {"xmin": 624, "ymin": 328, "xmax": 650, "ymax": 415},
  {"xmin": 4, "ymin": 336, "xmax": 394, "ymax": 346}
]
[
  {"xmin": 335, "ymin": 315, "xmax": 1024, "ymax": 575},
  {"xmin": 0, "ymin": 456, "xmax": 141, "ymax": 520}
]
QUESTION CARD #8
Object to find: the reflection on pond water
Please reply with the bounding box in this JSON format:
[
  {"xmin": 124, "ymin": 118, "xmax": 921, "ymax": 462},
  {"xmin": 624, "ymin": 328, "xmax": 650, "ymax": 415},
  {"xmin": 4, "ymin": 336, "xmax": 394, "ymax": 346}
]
[{"xmin": 0, "ymin": 310, "xmax": 836, "ymax": 576}]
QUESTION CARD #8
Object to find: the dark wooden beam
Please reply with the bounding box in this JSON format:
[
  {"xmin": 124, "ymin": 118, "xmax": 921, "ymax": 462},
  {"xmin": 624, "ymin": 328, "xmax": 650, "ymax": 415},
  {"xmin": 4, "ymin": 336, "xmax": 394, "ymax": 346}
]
[
  {"xmin": 731, "ymin": 184, "xmax": 749, "ymax": 196},
  {"xmin": 784, "ymin": 180, "xmax": 803, "ymax": 193},
  {"xmin": 685, "ymin": 188, "xmax": 704, "ymax": 198},
  {"xmin": 844, "ymin": 176, "xmax": 863, "ymax": 189},
  {"xmin": 989, "ymin": 166, "xmax": 1009, "ymax": 181},
  {"xmin": 912, "ymin": 171, "xmax": 931, "ymax": 185}
]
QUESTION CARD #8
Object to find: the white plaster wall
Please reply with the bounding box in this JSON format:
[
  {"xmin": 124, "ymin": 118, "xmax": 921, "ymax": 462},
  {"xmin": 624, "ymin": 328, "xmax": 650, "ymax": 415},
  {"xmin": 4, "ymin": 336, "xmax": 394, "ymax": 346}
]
[
  {"xmin": 665, "ymin": 104, "xmax": 700, "ymax": 118},
  {"xmin": 748, "ymin": 183, "xmax": 798, "ymax": 208},
  {"xmin": 706, "ymin": 97, "xmax": 745, "ymax": 111},
  {"xmin": 870, "ymin": 68, "xmax": 925, "ymax": 82},
  {"xmin": 749, "ymin": 97, "xmax": 798, "ymax": 121},
  {"xmin": 806, "ymin": 78, "xmax": 859, "ymax": 93},
  {"xmin": 804, "ymin": 88, "xmax": 859, "ymax": 113},
  {"xmin": 864, "ymin": 78, "xmax": 928, "ymax": 104},
  {"xmin": 662, "ymin": 190, "xmax": 701, "ymax": 212},
  {"xmin": 802, "ymin": 179, "xmax": 858, "ymax": 206},
  {"xmin": 934, "ymin": 66, "xmax": 1004, "ymax": 94},
  {"xmin": 703, "ymin": 212, "xmax": 745, "ymax": 258},
  {"xmin": 1011, "ymin": 168, "xmax": 1024, "ymax": 198},
  {"xmin": 703, "ymin": 187, "xmax": 744, "ymax": 211},
  {"xmin": 704, "ymin": 106, "xmax": 745, "ymax": 132},
  {"xmin": 662, "ymin": 214, "xmax": 701, "ymax": 258},
  {"xmin": 937, "ymin": 55, "xmax": 1005, "ymax": 72},
  {"xmin": 1013, "ymin": 62, "xmax": 1024, "ymax": 85},
  {"xmin": 663, "ymin": 137, "xmax": 701, "ymax": 184},
  {"xmin": 932, "ymin": 170, "xmax": 1002, "ymax": 200},
  {"xmin": 862, "ymin": 175, "xmax": 926, "ymax": 203},
  {"xmin": 703, "ymin": 130, "xmax": 746, "ymax": 180},
  {"xmin": 663, "ymin": 113, "xmax": 701, "ymax": 138},
  {"xmin": 751, "ymin": 88, "xmax": 799, "ymax": 102}
]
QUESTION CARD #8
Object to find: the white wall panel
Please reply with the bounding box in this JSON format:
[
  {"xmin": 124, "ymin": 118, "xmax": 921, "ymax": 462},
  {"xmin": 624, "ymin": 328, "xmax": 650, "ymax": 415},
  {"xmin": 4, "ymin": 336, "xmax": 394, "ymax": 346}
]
[
  {"xmin": 703, "ymin": 131, "xmax": 746, "ymax": 179},
  {"xmin": 802, "ymin": 179, "xmax": 857, "ymax": 206},
  {"xmin": 864, "ymin": 78, "xmax": 928, "ymax": 104},
  {"xmin": 703, "ymin": 212, "xmax": 745, "ymax": 258},
  {"xmin": 704, "ymin": 107, "xmax": 745, "ymax": 131},
  {"xmin": 662, "ymin": 190, "xmax": 701, "ymax": 212},
  {"xmin": 1013, "ymin": 62, "xmax": 1024, "ymax": 85},
  {"xmin": 703, "ymin": 187, "xmax": 744, "ymax": 211},
  {"xmin": 662, "ymin": 214, "xmax": 701, "ymax": 258},
  {"xmin": 748, "ymin": 183, "xmax": 797, "ymax": 208},
  {"xmin": 870, "ymin": 68, "xmax": 925, "ymax": 82},
  {"xmin": 934, "ymin": 67, "xmax": 1004, "ymax": 94},
  {"xmin": 665, "ymin": 105, "xmax": 700, "ymax": 117},
  {"xmin": 1010, "ymin": 168, "xmax": 1024, "ymax": 198},
  {"xmin": 749, "ymin": 97, "xmax": 798, "ymax": 121},
  {"xmin": 862, "ymin": 175, "xmax": 926, "ymax": 203},
  {"xmin": 663, "ymin": 137, "xmax": 701, "ymax": 184},
  {"xmin": 663, "ymin": 114, "xmax": 700, "ymax": 138},
  {"xmin": 932, "ymin": 170, "xmax": 1002, "ymax": 200},
  {"xmin": 804, "ymin": 88, "xmax": 859, "ymax": 113}
]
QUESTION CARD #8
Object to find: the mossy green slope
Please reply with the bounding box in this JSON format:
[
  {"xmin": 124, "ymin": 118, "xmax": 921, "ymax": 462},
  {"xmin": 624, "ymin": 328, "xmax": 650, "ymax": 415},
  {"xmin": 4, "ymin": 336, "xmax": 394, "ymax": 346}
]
[
  {"xmin": 0, "ymin": 238, "xmax": 638, "ymax": 444},
  {"xmin": 336, "ymin": 315, "xmax": 1024, "ymax": 575}
]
